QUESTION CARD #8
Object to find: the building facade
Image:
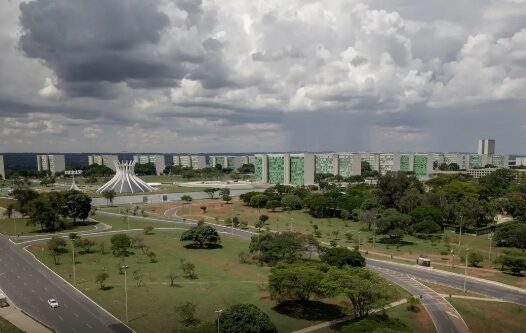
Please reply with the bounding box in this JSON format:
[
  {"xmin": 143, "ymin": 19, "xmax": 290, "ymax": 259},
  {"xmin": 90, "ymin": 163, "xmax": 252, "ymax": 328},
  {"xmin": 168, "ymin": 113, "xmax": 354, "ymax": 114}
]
[
  {"xmin": 478, "ymin": 139, "xmax": 496, "ymax": 155},
  {"xmin": 88, "ymin": 154, "xmax": 119, "ymax": 171},
  {"xmin": 0, "ymin": 155, "xmax": 4, "ymax": 180},
  {"xmin": 255, "ymin": 153, "xmax": 315, "ymax": 185},
  {"xmin": 208, "ymin": 155, "xmax": 247, "ymax": 170},
  {"xmin": 133, "ymin": 155, "xmax": 166, "ymax": 175},
  {"xmin": 37, "ymin": 155, "xmax": 65, "ymax": 175},
  {"xmin": 173, "ymin": 155, "xmax": 206, "ymax": 170}
]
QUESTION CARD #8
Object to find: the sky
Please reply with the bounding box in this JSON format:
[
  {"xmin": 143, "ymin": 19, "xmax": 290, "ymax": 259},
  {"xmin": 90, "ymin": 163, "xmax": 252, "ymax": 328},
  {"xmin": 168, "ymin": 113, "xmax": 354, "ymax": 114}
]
[{"xmin": 0, "ymin": 0, "xmax": 525, "ymax": 154}]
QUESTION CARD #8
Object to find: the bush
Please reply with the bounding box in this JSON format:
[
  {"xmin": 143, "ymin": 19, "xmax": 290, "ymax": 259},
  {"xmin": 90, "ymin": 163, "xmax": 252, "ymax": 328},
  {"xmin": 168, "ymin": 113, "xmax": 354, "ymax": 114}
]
[
  {"xmin": 218, "ymin": 304, "xmax": 277, "ymax": 333},
  {"xmin": 320, "ymin": 247, "xmax": 365, "ymax": 268},
  {"xmin": 467, "ymin": 251, "xmax": 484, "ymax": 267}
]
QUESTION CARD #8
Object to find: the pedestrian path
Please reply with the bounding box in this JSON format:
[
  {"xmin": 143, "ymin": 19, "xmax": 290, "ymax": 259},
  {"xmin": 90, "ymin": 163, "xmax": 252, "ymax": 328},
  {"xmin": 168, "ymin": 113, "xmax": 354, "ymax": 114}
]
[{"xmin": 0, "ymin": 296, "xmax": 52, "ymax": 333}]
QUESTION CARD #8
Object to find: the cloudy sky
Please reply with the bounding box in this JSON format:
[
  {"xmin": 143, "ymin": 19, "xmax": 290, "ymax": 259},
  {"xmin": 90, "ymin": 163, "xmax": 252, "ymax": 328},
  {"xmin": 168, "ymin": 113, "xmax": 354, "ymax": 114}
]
[{"xmin": 1, "ymin": 0, "xmax": 525, "ymax": 154}]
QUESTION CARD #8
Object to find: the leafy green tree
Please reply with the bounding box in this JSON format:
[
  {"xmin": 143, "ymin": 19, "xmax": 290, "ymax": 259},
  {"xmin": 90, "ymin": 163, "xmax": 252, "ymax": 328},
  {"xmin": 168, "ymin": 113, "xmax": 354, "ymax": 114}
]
[
  {"xmin": 377, "ymin": 172, "xmax": 423, "ymax": 209},
  {"xmin": 495, "ymin": 223, "xmax": 526, "ymax": 252},
  {"xmin": 96, "ymin": 272, "xmax": 109, "ymax": 290},
  {"xmin": 12, "ymin": 185, "xmax": 39, "ymax": 215},
  {"xmin": 320, "ymin": 247, "xmax": 365, "ymax": 268},
  {"xmin": 321, "ymin": 267, "xmax": 395, "ymax": 319},
  {"xmin": 268, "ymin": 263, "xmax": 328, "ymax": 302},
  {"xmin": 411, "ymin": 220, "xmax": 441, "ymax": 234},
  {"xmin": 110, "ymin": 233, "xmax": 132, "ymax": 257},
  {"xmin": 174, "ymin": 301, "xmax": 200, "ymax": 327},
  {"xmin": 377, "ymin": 209, "xmax": 411, "ymax": 244},
  {"xmin": 181, "ymin": 195, "xmax": 193, "ymax": 203},
  {"xmin": 466, "ymin": 251, "xmax": 484, "ymax": 267},
  {"xmin": 249, "ymin": 232, "xmax": 305, "ymax": 265},
  {"xmin": 219, "ymin": 188, "xmax": 230, "ymax": 197},
  {"xmin": 250, "ymin": 194, "xmax": 269, "ymax": 208},
  {"xmin": 47, "ymin": 236, "xmax": 67, "ymax": 265},
  {"xmin": 102, "ymin": 190, "xmax": 116, "ymax": 206},
  {"xmin": 240, "ymin": 191, "xmax": 260, "ymax": 205},
  {"xmin": 28, "ymin": 193, "xmax": 64, "ymax": 231},
  {"xmin": 222, "ymin": 194, "xmax": 232, "ymax": 204},
  {"xmin": 219, "ymin": 304, "xmax": 277, "ymax": 333},
  {"xmin": 495, "ymin": 254, "xmax": 526, "ymax": 275},
  {"xmin": 134, "ymin": 162, "xmax": 156, "ymax": 176},
  {"xmin": 180, "ymin": 259, "xmax": 197, "ymax": 279},
  {"xmin": 409, "ymin": 205, "xmax": 443, "ymax": 224},
  {"xmin": 204, "ymin": 187, "xmax": 220, "ymax": 199},
  {"xmin": 63, "ymin": 190, "xmax": 92, "ymax": 223},
  {"xmin": 281, "ymin": 194, "xmax": 303, "ymax": 210},
  {"xmin": 180, "ymin": 225, "xmax": 221, "ymax": 248},
  {"xmin": 265, "ymin": 200, "xmax": 281, "ymax": 211},
  {"xmin": 259, "ymin": 214, "xmax": 269, "ymax": 224}
]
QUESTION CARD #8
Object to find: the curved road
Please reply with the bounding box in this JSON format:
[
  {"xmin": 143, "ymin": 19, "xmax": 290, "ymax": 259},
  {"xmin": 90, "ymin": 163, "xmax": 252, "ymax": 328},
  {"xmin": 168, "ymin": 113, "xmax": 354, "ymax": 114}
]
[{"xmin": 0, "ymin": 235, "xmax": 132, "ymax": 333}]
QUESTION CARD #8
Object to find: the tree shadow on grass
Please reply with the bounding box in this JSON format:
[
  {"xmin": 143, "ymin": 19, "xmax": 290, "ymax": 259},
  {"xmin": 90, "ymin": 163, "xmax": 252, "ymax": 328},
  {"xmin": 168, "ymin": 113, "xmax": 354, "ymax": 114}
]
[
  {"xmin": 273, "ymin": 301, "xmax": 347, "ymax": 321},
  {"xmin": 100, "ymin": 286, "xmax": 114, "ymax": 291},
  {"xmin": 183, "ymin": 243, "xmax": 223, "ymax": 250}
]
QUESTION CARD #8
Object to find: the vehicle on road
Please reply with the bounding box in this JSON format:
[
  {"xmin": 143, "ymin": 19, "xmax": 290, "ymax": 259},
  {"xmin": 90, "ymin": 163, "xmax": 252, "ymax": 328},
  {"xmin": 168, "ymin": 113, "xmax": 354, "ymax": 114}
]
[{"xmin": 47, "ymin": 299, "xmax": 59, "ymax": 308}]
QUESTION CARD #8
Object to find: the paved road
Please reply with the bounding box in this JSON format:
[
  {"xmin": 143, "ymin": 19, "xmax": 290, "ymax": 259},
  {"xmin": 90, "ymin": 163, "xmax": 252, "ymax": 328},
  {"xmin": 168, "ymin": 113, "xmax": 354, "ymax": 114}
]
[
  {"xmin": 0, "ymin": 235, "xmax": 132, "ymax": 333},
  {"xmin": 367, "ymin": 259, "xmax": 526, "ymax": 306},
  {"xmin": 91, "ymin": 189, "xmax": 261, "ymax": 206},
  {"xmin": 370, "ymin": 265, "xmax": 469, "ymax": 333}
]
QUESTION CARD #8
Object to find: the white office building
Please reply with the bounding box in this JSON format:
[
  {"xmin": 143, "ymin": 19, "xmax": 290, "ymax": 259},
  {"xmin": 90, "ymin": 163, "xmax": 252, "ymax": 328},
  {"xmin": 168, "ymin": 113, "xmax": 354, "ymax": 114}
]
[
  {"xmin": 88, "ymin": 155, "xmax": 119, "ymax": 171},
  {"xmin": 0, "ymin": 155, "xmax": 4, "ymax": 180},
  {"xmin": 133, "ymin": 154, "xmax": 166, "ymax": 175},
  {"xmin": 37, "ymin": 155, "xmax": 65, "ymax": 175}
]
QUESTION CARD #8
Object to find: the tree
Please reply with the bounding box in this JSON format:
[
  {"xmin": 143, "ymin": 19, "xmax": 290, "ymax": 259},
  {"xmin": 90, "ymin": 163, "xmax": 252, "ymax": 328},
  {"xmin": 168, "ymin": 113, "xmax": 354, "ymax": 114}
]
[
  {"xmin": 204, "ymin": 187, "xmax": 220, "ymax": 199},
  {"xmin": 77, "ymin": 238, "xmax": 96, "ymax": 254},
  {"xmin": 377, "ymin": 172, "xmax": 423, "ymax": 209},
  {"xmin": 96, "ymin": 272, "xmax": 109, "ymax": 290},
  {"xmin": 219, "ymin": 188, "xmax": 231, "ymax": 197},
  {"xmin": 47, "ymin": 236, "xmax": 67, "ymax": 265},
  {"xmin": 495, "ymin": 254, "xmax": 526, "ymax": 275},
  {"xmin": 181, "ymin": 195, "xmax": 193, "ymax": 203},
  {"xmin": 411, "ymin": 220, "xmax": 441, "ymax": 234},
  {"xmin": 494, "ymin": 223, "xmax": 526, "ymax": 253},
  {"xmin": 250, "ymin": 194, "xmax": 269, "ymax": 208},
  {"xmin": 259, "ymin": 214, "xmax": 269, "ymax": 224},
  {"xmin": 321, "ymin": 267, "xmax": 395, "ymax": 319},
  {"xmin": 377, "ymin": 209, "xmax": 412, "ymax": 244},
  {"xmin": 12, "ymin": 185, "xmax": 39, "ymax": 215},
  {"xmin": 218, "ymin": 193, "xmax": 231, "ymax": 204},
  {"xmin": 180, "ymin": 225, "xmax": 221, "ymax": 248},
  {"xmin": 102, "ymin": 190, "xmax": 116, "ymax": 206},
  {"xmin": 249, "ymin": 232, "xmax": 306, "ymax": 265},
  {"xmin": 320, "ymin": 247, "xmax": 365, "ymax": 268},
  {"xmin": 465, "ymin": 251, "xmax": 484, "ymax": 267},
  {"xmin": 265, "ymin": 200, "xmax": 281, "ymax": 212},
  {"xmin": 180, "ymin": 259, "xmax": 197, "ymax": 279},
  {"xmin": 218, "ymin": 304, "xmax": 277, "ymax": 333},
  {"xmin": 281, "ymin": 194, "xmax": 303, "ymax": 210},
  {"xmin": 110, "ymin": 233, "xmax": 132, "ymax": 257},
  {"xmin": 167, "ymin": 271, "xmax": 177, "ymax": 286},
  {"xmin": 63, "ymin": 190, "xmax": 92, "ymax": 223},
  {"xmin": 144, "ymin": 225, "xmax": 154, "ymax": 235},
  {"xmin": 175, "ymin": 301, "xmax": 200, "ymax": 327},
  {"xmin": 268, "ymin": 264, "xmax": 327, "ymax": 302},
  {"xmin": 28, "ymin": 193, "xmax": 63, "ymax": 232},
  {"xmin": 4, "ymin": 204, "xmax": 14, "ymax": 220}
]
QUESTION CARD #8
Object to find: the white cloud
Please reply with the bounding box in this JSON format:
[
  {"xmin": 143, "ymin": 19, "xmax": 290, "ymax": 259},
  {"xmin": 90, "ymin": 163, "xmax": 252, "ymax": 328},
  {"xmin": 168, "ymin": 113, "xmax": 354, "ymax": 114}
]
[{"xmin": 38, "ymin": 78, "xmax": 63, "ymax": 99}]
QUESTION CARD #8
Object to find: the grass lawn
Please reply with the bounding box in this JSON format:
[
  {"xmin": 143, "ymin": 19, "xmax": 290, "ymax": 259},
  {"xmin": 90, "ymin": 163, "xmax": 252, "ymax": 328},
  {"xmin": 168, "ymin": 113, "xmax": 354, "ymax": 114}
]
[
  {"xmin": 316, "ymin": 303, "xmax": 435, "ymax": 333},
  {"xmin": 0, "ymin": 197, "xmax": 16, "ymax": 209},
  {"xmin": 0, "ymin": 317, "xmax": 24, "ymax": 333},
  {"xmin": 142, "ymin": 200, "xmax": 526, "ymax": 289},
  {"xmin": 0, "ymin": 218, "xmax": 95, "ymax": 236},
  {"xmin": 92, "ymin": 212, "xmax": 187, "ymax": 231},
  {"xmin": 29, "ymin": 231, "xmax": 351, "ymax": 333},
  {"xmin": 450, "ymin": 299, "xmax": 526, "ymax": 333}
]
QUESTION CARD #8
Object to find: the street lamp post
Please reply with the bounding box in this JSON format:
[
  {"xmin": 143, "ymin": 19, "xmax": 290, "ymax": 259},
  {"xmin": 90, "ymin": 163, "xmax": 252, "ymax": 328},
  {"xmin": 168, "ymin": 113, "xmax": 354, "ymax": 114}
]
[
  {"xmin": 13, "ymin": 217, "xmax": 16, "ymax": 238},
  {"xmin": 450, "ymin": 249, "xmax": 455, "ymax": 268},
  {"xmin": 290, "ymin": 218, "xmax": 293, "ymax": 232},
  {"xmin": 463, "ymin": 248, "xmax": 469, "ymax": 293},
  {"xmin": 372, "ymin": 220, "xmax": 376, "ymax": 249},
  {"xmin": 215, "ymin": 309, "xmax": 223, "ymax": 333},
  {"xmin": 458, "ymin": 215, "xmax": 463, "ymax": 248},
  {"xmin": 488, "ymin": 232, "xmax": 493, "ymax": 264},
  {"xmin": 358, "ymin": 231, "xmax": 361, "ymax": 252},
  {"xmin": 72, "ymin": 241, "xmax": 76, "ymax": 285},
  {"xmin": 122, "ymin": 265, "xmax": 129, "ymax": 322}
]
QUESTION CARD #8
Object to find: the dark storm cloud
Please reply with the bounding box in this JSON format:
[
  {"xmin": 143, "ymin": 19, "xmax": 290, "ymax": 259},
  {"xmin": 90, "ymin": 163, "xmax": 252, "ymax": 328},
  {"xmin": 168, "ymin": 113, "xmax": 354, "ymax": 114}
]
[{"xmin": 18, "ymin": 0, "xmax": 178, "ymax": 95}]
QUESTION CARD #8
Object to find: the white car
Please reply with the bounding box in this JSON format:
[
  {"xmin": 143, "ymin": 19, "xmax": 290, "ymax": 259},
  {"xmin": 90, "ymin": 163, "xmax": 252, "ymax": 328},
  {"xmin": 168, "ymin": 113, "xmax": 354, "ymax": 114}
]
[{"xmin": 47, "ymin": 299, "xmax": 59, "ymax": 308}]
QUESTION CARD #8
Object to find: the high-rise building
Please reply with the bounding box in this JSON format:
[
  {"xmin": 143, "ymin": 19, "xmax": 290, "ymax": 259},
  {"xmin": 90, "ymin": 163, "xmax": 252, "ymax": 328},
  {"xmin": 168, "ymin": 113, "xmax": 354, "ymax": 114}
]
[
  {"xmin": 208, "ymin": 156, "xmax": 247, "ymax": 170},
  {"xmin": 478, "ymin": 139, "xmax": 495, "ymax": 155},
  {"xmin": 314, "ymin": 153, "xmax": 361, "ymax": 177},
  {"xmin": 88, "ymin": 154, "xmax": 119, "ymax": 171},
  {"xmin": 133, "ymin": 155, "xmax": 166, "ymax": 175},
  {"xmin": 0, "ymin": 155, "xmax": 5, "ymax": 180},
  {"xmin": 174, "ymin": 155, "xmax": 206, "ymax": 170},
  {"xmin": 37, "ymin": 155, "xmax": 65, "ymax": 175},
  {"xmin": 255, "ymin": 153, "xmax": 315, "ymax": 185}
]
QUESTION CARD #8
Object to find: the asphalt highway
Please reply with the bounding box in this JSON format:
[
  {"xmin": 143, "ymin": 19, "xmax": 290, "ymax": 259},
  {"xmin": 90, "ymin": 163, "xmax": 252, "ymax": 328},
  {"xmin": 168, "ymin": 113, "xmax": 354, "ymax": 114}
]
[
  {"xmin": 0, "ymin": 234, "xmax": 132, "ymax": 333},
  {"xmin": 370, "ymin": 265, "xmax": 469, "ymax": 333},
  {"xmin": 367, "ymin": 258, "xmax": 526, "ymax": 305}
]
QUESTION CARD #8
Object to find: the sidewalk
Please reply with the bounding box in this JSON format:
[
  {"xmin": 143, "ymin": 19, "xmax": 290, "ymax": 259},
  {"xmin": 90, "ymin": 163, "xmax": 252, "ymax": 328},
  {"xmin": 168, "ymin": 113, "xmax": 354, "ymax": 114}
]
[
  {"xmin": 438, "ymin": 294, "xmax": 508, "ymax": 302},
  {"xmin": 0, "ymin": 297, "xmax": 51, "ymax": 333}
]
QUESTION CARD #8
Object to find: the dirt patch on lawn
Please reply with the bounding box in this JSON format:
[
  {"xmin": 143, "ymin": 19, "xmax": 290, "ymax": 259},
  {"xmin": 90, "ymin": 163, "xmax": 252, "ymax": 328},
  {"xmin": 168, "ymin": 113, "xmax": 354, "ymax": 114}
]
[{"xmin": 415, "ymin": 305, "xmax": 434, "ymax": 331}]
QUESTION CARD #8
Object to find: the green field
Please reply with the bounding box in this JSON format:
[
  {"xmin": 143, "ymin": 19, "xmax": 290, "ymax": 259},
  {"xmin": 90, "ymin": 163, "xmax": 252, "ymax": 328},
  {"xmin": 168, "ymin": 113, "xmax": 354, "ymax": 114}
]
[
  {"xmin": 0, "ymin": 317, "xmax": 24, "ymax": 333},
  {"xmin": 0, "ymin": 217, "xmax": 96, "ymax": 236},
  {"xmin": 150, "ymin": 199, "xmax": 526, "ymax": 289},
  {"xmin": 29, "ymin": 231, "xmax": 341, "ymax": 333},
  {"xmin": 450, "ymin": 299, "xmax": 526, "ymax": 333}
]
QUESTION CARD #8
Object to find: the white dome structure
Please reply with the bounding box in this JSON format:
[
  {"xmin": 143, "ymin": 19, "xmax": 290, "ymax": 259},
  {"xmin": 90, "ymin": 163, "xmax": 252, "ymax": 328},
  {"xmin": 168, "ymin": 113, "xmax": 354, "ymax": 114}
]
[{"xmin": 96, "ymin": 161, "xmax": 155, "ymax": 194}]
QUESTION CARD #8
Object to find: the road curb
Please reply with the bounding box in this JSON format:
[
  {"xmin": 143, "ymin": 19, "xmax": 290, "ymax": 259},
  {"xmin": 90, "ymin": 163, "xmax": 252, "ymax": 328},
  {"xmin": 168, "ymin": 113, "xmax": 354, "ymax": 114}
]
[
  {"xmin": 367, "ymin": 258, "xmax": 526, "ymax": 294},
  {"xmin": 22, "ymin": 246, "xmax": 136, "ymax": 333}
]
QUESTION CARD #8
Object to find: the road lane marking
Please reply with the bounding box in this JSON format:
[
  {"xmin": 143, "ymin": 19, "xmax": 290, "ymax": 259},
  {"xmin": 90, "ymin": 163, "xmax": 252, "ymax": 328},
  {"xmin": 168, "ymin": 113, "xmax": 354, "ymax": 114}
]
[
  {"xmin": 74, "ymin": 313, "xmax": 79, "ymax": 318},
  {"xmin": 58, "ymin": 315, "xmax": 64, "ymax": 321},
  {"xmin": 86, "ymin": 323, "xmax": 92, "ymax": 328},
  {"xmin": 446, "ymin": 311, "xmax": 460, "ymax": 319}
]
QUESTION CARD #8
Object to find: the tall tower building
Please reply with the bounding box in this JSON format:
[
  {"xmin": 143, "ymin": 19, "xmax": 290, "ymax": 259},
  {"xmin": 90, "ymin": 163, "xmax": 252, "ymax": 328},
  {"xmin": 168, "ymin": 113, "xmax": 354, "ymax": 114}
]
[
  {"xmin": 37, "ymin": 155, "xmax": 66, "ymax": 175},
  {"xmin": 478, "ymin": 139, "xmax": 495, "ymax": 155},
  {"xmin": 0, "ymin": 155, "xmax": 5, "ymax": 180}
]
